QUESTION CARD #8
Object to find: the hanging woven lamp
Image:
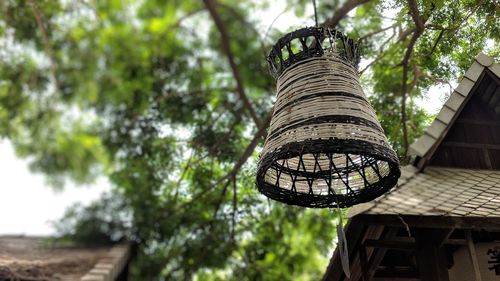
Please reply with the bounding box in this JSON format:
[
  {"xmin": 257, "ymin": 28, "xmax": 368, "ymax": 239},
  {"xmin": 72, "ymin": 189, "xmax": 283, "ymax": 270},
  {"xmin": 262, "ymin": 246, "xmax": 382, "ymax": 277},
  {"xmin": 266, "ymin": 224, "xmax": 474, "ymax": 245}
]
[{"xmin": 256, "ymin": 27, "xmax": 401, "ymax": 208}]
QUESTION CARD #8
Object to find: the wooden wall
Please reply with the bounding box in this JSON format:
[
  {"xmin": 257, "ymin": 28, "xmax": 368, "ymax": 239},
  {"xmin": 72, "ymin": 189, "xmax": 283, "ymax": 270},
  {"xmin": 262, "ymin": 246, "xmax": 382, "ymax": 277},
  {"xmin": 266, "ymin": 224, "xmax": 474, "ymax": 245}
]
[{"xmin": 430, "ymin": 71, "xmax": 500, "ymax": 170}]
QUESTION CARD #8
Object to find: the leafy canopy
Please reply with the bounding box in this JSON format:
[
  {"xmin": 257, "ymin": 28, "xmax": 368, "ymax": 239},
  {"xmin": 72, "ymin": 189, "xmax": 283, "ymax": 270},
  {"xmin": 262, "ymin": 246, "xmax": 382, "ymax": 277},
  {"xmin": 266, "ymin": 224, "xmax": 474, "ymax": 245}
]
[{"xmin": 0, "ymin": 0, "xmax": 498, "ymax": 279}]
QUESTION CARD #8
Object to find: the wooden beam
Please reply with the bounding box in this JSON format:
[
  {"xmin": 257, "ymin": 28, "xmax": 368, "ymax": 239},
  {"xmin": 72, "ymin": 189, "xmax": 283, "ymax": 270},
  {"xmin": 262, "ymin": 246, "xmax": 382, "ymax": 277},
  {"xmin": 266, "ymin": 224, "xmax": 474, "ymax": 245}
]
[
  {"xmin": 365, "ymin": 228, "xmax": 399, "ymax": 281},
  {"xmin": 365, "ymin": 236, "xmax": 467, "ymax": 247},
  {"xmin": 465, "ymin": 230, "xmax": 482, "ymax": 281},
  {"xmin": 414, "ymin": 229, "xmax": 450, "ymax": 281},
  {"xmin": 359, "ymin": 244, "xmax": 370, "ymax": 281},
  {"xmin": 364, "ymin": 239, "xmax": 416, "ymax": 251},
  {"xmin": 350, "ymin": 225, "xmax": 385, "ymax": 281},
  {"xmin": 441, "ymin": 141, "xmax": 500, "ymax": 150},
  {"xmin": 436, "ymin": 228, "xmax": 454, "ymax": 248},
  {"xmin": 482, "ymin": 147, "xmax": 494, "ymax": 169},
  {"xmin": 356, "ymin": 214, "xmax": 500, "ymax": 231},
  {"xmin": 456, "ymin": 118, "xmax": 500, "ymax": 126},
  {"xmin": 444, "ymin": 238, "xmax": 467, "ymax": 245},
  {"xmin": 372, "ymin": 277, "xmax": 422, "ymax": 281}
]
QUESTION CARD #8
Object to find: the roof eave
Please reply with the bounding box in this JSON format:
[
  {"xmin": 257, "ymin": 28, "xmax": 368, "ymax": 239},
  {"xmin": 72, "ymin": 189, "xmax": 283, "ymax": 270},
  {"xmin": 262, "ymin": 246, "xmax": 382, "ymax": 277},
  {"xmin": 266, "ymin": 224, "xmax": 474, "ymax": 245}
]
[{"xmin": 409, "ymin": 53, "xmax": 499, "ymax": 169}]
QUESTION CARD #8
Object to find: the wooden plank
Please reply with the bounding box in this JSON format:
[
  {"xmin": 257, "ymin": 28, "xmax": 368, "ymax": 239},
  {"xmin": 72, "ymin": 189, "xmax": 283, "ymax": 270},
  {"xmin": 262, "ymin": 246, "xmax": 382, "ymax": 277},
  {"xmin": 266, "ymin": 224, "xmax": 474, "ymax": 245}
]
[
  {"xmin": 483, "ymin": 148, "xmax": 493, "ymax": 169},
  {"xmin": 436, "ymin": 106, "xmax": 456, "ymax": 125},
  {"xmin": 414, "ymin": 229, "xmax": 450, "ymax": 281},
  {"xmin": 455, "ymin": 78, "xmax": 476, "ymax": 97},
  {"xmin": 446, "ymin": 92, "xmax": 466, "ymax": 111},
  {"xmin": 349, "ymin": 225, "xmax": 385, "ymax": 281},
  {"xmin": 436, "ymin": 228, "xmax": 454, "ymax": 248},
  {"xmin": 488, "ymin": 87, "xmax": 500, "ymax": 108},
  {"xmin": 475, "ymin": 53, "xmax": 494, "ymax": 67},
  {"xmin": 488, "ymin": 63, "xmax": 500, "ymax": 79},
  {"xmin": 465, "ymin": 230, "xmax": 482, "ymax": 281},
  {"xmin": 410, "ymin": 133, "xmax": 437, "ymax": 157},
  {"xmin": 480, "ymin": 81, "xmax": 498, "ymax": 103},
  {"xmin": 464, "ymin": 61, "xmax": 484, "ymax": 82}
]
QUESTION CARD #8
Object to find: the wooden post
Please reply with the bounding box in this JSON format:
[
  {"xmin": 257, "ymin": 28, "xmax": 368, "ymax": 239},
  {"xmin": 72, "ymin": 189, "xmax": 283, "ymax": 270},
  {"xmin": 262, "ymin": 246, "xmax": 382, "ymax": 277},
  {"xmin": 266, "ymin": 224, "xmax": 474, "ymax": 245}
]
[
  {"xmin": 414, "ymin": 229, "xmax": 450, "ymax": 281},
  {"xmin": 359, "ymin": 244, "xmax": 369, "ymax": 281},
  {"xmin": 465, "ymin": 230, "xmax": 482, "ymax": 281}
]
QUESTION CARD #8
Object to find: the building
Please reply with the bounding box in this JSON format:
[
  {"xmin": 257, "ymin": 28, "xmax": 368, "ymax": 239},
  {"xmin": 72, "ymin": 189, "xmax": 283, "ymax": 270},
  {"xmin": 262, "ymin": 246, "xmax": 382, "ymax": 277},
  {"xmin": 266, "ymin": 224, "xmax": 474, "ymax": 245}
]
[
  {"xmin": 323, "ymin": 53, "xmax": 500, "ymax": 281},
  {"xmin": 0, "ymin": 235, "xmax": 130, "ymax": 281}
]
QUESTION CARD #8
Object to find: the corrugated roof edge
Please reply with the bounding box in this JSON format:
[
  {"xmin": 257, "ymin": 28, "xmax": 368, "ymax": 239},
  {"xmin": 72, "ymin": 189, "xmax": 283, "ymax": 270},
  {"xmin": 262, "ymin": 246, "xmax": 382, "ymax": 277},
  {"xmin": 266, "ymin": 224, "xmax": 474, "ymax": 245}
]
[
  {"xmin": 408, "ymin": 52, "xmax": 498, "ymax": 159},
  {"xmin": 80, "ymin": 243, "xmax": 131, "ymax": 281}
]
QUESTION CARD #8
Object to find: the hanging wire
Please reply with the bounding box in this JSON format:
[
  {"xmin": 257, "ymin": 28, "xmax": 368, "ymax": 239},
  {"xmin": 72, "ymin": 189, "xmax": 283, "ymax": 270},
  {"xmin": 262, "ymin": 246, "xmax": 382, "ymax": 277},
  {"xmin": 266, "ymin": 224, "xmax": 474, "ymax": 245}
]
[
  {"xmin": 263, "ymin": 6, "xmax": 289, "ymax": 43},
  {"xmin": 312, "ymin": 0, "xmax": 318, "ymax": 27}
]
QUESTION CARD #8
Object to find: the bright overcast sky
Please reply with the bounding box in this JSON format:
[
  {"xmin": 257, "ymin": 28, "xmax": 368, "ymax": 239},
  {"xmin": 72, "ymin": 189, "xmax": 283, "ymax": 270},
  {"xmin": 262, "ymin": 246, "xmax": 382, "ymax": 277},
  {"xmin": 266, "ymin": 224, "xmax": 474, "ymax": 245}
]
[
  {"xmin": 0, "ymin": 1, "xmax": 450, "ymax": 236},
  {"xmin": 0, "ymin": 140, "xmax": 110, "ymax": 235}
]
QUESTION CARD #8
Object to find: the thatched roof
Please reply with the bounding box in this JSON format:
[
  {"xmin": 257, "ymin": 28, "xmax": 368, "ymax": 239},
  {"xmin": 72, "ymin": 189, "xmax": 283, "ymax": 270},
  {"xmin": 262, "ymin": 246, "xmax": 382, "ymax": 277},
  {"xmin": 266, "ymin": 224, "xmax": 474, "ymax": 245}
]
[{"xmin": 0, "ymin": 236, "xmax": 130, "ymax": 281}]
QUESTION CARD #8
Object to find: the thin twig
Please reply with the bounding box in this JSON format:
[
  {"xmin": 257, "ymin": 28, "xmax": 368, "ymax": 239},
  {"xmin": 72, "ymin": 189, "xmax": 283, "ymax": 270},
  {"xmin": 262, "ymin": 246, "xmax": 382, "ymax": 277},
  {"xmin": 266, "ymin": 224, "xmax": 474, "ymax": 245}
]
[
  {"xmin": 359, "ymin": 28, "xmax": 397, "ymax": 74},
  {"xmin": 231, "ymin": 175, "xmax": 237, "ymax": 242},
  {"xmin": 358, "ymin": 23, "xmax": 398, "ymax": 41},
  {"xmin": 163, "ymin": 111, "xmax": 272, "ymax": 219},
  {"xmin": 173, "ymin": 150, "xmax": 195, "ymax": 202}
]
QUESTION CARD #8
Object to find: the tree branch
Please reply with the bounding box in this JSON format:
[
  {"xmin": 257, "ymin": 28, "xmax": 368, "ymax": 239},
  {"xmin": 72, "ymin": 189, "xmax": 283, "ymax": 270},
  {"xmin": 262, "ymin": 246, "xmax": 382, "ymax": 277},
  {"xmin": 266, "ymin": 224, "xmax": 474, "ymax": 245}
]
[
  {"xmin": 397, "ymin": 26, "xmax": 415, "ymax": 41},
  {"xmin": 400, "ymin": 32, "xmax": 417, "ymax": 154},
  {"xmin": 421, "ymin": 71, "xmax": 454, "ymax": 95},
  {"xmin": 28, "ymin": 0, "xmax": 61, "ymax": 95},
  {"xmin": 408, "ymin": 0, "xmax": 424, "ymax": 32},
  {"xmin": 428, "ymin": 29, "xmax": 444, "ymax": 57},
  {"xmin": 425, "ymin": 1, "xmax": 482, "ymax": 32},
  {"xmin": 218, "ymin": 3, "xmax": 269, "ymax": 60},
  {"xmin": 166, "ymin": 111, "xmax": 272, "ymax": 217},
  {"xmin": 321, "ymin": 0, "xmax": 372, "ymax": 28},
  {"xmin": 400, "ymin": 0, "xmax": 432, "ymax": 155},
  {"xmin": 203, "ymin": 0, "xmax": 261, "ymax": 128}
]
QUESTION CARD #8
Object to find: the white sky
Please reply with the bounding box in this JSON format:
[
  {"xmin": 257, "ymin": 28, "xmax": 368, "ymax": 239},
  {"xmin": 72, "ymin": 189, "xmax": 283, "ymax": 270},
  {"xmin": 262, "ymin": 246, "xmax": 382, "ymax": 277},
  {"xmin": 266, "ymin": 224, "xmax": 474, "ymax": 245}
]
[
  {"xmin": 0, "ymin": 1, "xmax": 451, "ymax": 236},
  {"xmin": 0, "ymin": 140, "xmax": 110, "ymax": 235}
]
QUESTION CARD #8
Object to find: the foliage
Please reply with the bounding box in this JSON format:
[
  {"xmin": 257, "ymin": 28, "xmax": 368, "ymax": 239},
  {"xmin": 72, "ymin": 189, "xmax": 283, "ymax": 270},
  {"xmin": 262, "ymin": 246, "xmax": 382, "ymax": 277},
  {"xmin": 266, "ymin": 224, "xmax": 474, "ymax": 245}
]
[
  {"xmin": 0, "ymin": 0, "xmax": 498, "ymax": 280},
  {"xmin": 53, "ymin": 193, "xmax": 133, "ymax": 246}
]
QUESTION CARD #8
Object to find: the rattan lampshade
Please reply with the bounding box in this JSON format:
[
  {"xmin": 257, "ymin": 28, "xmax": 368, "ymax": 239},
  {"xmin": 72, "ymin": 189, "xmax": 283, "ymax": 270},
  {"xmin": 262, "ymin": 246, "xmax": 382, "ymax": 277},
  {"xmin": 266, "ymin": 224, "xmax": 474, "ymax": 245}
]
[{"xmin": 256, "ymin": 27, "xmax": 400, "ymax": 208}]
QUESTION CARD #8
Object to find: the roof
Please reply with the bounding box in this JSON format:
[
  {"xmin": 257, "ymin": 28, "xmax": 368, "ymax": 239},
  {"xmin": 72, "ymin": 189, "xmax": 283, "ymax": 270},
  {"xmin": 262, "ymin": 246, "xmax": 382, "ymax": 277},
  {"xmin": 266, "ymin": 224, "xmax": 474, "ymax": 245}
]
[
  {"xmin": 409, "ymin": 53, "xmax": 500, "ymax": 161},
  {"xmin": 0, "ymin": 236, "xmax": 130, "ymax": 281},
  {"xmin": 348, "ymin": 166, "xmax": 500, "ymax": 218},
  {"xmin": 348, "ymin": 52, "xmax": 500, "ymax": 219},
  {"xmin": 323, "ymin": 53, "xmax": 500, "ymax": 281}
]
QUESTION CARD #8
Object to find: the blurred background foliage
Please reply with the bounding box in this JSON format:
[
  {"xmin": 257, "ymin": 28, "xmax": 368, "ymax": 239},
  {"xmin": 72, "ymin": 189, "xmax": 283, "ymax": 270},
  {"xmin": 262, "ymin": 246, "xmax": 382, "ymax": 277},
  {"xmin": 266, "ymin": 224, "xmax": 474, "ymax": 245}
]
[{"xmin": 0, "ymin": 0, "xmax": 498, "ymax": 279}]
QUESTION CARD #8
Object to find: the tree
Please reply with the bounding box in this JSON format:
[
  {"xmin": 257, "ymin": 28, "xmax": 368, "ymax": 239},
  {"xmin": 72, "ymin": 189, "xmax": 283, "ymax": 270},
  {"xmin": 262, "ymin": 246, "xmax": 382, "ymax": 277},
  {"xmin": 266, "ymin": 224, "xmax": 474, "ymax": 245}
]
[{"xmin": 0, "ymin": 0, "xmax": 498, "ymax": 279}]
